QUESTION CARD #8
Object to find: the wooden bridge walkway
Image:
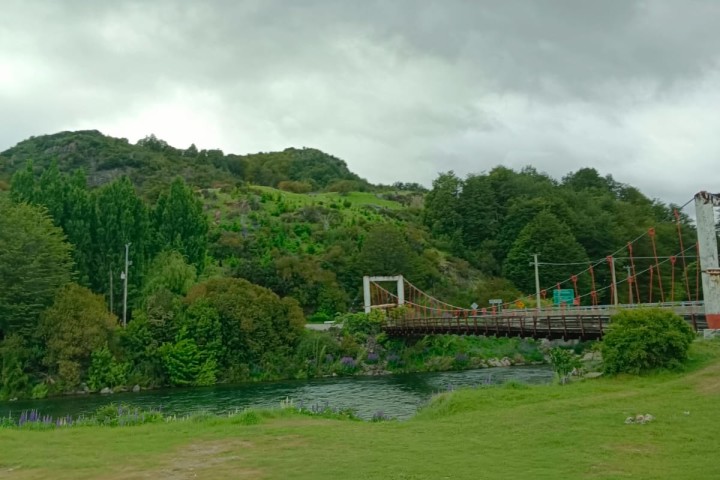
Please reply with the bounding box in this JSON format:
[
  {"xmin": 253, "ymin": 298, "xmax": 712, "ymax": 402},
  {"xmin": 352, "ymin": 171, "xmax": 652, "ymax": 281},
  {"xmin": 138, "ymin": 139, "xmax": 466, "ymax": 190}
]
[{"xmin": 382, "ymin": 303, "xmax": 707, "ymax": 340}]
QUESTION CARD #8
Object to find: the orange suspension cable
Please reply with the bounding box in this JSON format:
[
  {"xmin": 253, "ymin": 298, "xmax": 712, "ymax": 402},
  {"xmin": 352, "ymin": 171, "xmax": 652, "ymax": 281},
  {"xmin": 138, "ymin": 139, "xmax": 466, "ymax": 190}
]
[
  {"xmin": 648, "ymin": 228, "xmax": 665, "ymax": 302},
  {"xmin": 627, "ymin": 242, "xmax": 641, "ymax": 303},
  {"xmin": 670, "ymin": 256, "xmax": 676, "ymax": 301},
  {"xmin": 674, "ymin": 209, "xmax": 693, "ymax": 301},
  {"xmin": 606, "ymin": 256, "xmax": 616, "ymax": 305},
  {"xmin": 571, "ymin": 275, "xmax": 579, "ymax": 302},
  {"xmin": 588, "ymin": 264, "xmax": 597, "ymax": 306}
]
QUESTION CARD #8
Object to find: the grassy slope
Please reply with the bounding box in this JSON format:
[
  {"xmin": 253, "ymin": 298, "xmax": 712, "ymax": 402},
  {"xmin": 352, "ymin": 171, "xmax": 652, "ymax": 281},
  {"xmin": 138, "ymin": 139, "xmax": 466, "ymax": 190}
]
[
  {"xmin": 251, "ymin": 186, "xmax": 405, "ymax": 210},
  {"xmin": 205, "ymin": 186, "xmax": 405, "ymax": 226},
  {"xmin": 2, "ymin": 340, "xmax": 719, "ymax": 480}
]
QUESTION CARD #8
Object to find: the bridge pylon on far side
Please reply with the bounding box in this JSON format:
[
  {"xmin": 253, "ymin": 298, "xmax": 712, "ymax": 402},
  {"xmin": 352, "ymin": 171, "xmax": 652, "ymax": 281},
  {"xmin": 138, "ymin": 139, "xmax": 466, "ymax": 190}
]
[
  {"xmin": 695, "ymin": 192, "xmax": 720, "ymax": 330},
  {"xmin": 363, "ymin": 275, "xmax": 405, "ymax": 313}
]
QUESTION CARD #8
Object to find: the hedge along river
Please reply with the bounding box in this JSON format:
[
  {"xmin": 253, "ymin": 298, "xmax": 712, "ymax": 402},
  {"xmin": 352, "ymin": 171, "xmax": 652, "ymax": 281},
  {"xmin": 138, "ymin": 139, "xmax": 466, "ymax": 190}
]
[{"xmin": 0, "ymin": 366, "xmax": 553, "ymax": 421}]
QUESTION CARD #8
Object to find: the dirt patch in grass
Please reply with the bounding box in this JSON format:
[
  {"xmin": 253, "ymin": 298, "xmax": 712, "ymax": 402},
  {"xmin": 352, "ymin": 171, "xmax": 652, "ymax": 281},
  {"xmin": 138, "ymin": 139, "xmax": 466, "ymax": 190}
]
[
  {"xmin": 691, "ymin": 362, "xmax": 720, "ymax": 395},
  {"xmin": 608, "ymin": 443, "xmax": 658, "ymax": 455},
  {"xmin": 107, "ymin": 439, "xmax": 259, "ymax": 480}
]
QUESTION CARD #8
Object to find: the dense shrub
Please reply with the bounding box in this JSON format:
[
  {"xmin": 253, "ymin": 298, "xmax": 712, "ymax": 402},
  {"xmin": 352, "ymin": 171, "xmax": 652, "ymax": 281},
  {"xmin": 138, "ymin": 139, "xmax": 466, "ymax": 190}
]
[
  {"xmin": 547, "ymin": 348, "xmax": 580, "ymax": 384},
  {"xmin": 39, "ymin": 284, "xmax": 118, "ymax": 390},
  {"xmin": 602, "ymin": 308, "xmax": 695, "ymax": 374},
  {"xmin": 0, "ymin": 335, "xmax": 30, "ymax": 399},
  {"xmin": 87, "ymin": 347, "xmax": 128, "ymax": 391}
]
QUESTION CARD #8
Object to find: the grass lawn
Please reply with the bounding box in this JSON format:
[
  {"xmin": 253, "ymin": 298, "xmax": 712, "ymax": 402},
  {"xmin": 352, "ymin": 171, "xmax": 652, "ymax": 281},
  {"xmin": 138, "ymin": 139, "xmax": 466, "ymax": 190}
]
[{"xmin": 2, "ymin": 340, "xmax": 719, "ymax": 480}]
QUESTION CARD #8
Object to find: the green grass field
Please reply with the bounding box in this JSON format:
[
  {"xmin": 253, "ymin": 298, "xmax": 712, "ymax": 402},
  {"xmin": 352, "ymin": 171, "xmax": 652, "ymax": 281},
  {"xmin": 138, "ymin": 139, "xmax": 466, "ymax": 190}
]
[{"xmin": 2, "ymin": 340, "xmax": 719, "ymax": 480}]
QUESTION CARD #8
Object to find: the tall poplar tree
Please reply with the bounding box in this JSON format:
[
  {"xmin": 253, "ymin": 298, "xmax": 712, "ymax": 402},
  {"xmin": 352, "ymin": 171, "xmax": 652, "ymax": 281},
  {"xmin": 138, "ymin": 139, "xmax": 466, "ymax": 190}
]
[
  {"xmin": 152, "ymin": 177, "xmax": 209, "ymax": 271},
  {"xmin": 93, "ymin": 176, "xmax": 150, "ymax": 313}
]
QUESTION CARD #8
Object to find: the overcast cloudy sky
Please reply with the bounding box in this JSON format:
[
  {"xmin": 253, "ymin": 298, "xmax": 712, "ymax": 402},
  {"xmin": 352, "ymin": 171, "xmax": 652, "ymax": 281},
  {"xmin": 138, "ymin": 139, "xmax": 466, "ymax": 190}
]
[{"xmin": 1, "ymin": 0, "xmax": 719, "ymax": 204}]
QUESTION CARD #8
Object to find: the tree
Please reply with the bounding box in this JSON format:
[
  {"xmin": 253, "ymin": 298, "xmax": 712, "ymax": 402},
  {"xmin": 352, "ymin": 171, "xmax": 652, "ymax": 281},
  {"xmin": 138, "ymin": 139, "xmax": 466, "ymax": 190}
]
[
  {"xmin": 458, "ymin": 174, "xmax": 499, "ymax": 250},
  {"xmin": 562, "ymin": 167, "xmax": 614, "ymax": 193},
  {"xmin": 93, "ymin": 176, "xmax": 150, "ymax": 312},
  {"xmin": 423, "ymin": 171, "xmax": 462, "ymax": 239},
  {"xmin": 10, "ymin": 162, "xmax": 96, "ymax": 285},
  {"xmin": 143, "ymin": 250, "xmax": 197, "ymax": 297},
  {"xmin": 9, "ymin": 160, "xmax": 37, "ymax": 204},
  {"xmin": 152, "ymin": 177, "xmax": 209, "ymax": 271},
  {"xmin": 0, "ymin": 335, "xmax": 30, "ymax": 399},
  {"xmin": 503, "ymin": 211, "xmax": 589, "ymax": 295},
  {"xmin": 185, "ymin": 278, "xmax": 305, "ymax": 379},
  {"xmin": 357, "ymin": 224, "xmax": 420, "ymax": 279},
  {"xmin": 39, "ymin": 284, "xmax": 118, "ymax": 389},
  {"xmin": 0, "ymin": 198, "xmax": 73, "ymax": 337}
]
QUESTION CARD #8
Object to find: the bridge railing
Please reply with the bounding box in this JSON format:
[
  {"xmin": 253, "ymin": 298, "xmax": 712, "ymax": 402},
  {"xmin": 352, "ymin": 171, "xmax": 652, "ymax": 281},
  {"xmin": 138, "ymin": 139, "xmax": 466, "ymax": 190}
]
[{"xmin": 380, "ymin": 301, "xmax": 705, "ymax": 339}]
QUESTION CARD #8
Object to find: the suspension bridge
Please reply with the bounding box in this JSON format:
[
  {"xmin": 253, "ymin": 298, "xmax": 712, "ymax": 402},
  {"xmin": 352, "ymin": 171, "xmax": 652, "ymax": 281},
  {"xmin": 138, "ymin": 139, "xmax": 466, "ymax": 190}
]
[{"xmin": 364, "ymin": 191, "xmax": 720, "ymax": 340}]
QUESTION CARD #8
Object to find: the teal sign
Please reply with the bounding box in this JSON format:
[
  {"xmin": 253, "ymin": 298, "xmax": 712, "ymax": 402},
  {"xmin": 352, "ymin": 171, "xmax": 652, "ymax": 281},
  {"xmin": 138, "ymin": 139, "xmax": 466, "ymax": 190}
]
[{"xmin": 553, "ymin": 289, "xmax": 575, "ymax": 305}]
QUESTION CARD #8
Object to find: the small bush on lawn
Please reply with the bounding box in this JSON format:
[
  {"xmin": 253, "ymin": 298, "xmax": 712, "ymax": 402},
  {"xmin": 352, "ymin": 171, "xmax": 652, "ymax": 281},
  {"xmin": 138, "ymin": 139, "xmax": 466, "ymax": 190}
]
[{"xmin": 602, "ymin": 308, "xmax": 695, "ymax": 374}]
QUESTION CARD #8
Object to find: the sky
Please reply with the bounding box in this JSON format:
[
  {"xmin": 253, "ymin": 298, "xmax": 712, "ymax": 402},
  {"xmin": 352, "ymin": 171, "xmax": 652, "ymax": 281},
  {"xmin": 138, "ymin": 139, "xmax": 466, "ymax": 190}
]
[{"xmin": 1, "ymin": 0, "xmax": 719, "ymax": 205}]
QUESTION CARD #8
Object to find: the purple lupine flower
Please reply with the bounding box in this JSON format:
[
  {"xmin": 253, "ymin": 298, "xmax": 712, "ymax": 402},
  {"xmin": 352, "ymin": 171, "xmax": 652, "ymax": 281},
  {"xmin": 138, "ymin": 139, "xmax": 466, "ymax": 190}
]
[
  {"xmin": 455, "ymin": 353, "xmax": 469, "ymax": 364},
  {"xmin": 366, "ymin": 352, "xmax": 379, "ymax": 364},
  {"xmin": 387, "ymin": 353, "xmax": 403, "ymax": 366},
  {"xmin": 340, "ymin": 357, "xmax": 356, "ymax": 368},
  {"xmin": 325, "ymin": 353, "xmax": 334, "ymax": 364},
  {"xmin": 372, "ymin": 410, "xmax": 391, "ymax": 422}
]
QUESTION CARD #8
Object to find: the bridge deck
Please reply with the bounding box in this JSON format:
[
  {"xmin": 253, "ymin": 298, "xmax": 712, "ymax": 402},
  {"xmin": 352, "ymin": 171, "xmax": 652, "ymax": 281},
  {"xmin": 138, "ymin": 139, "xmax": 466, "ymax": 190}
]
[{"xmin": 382, "ymin": 305, "xmax": 706, "ymax": 340}]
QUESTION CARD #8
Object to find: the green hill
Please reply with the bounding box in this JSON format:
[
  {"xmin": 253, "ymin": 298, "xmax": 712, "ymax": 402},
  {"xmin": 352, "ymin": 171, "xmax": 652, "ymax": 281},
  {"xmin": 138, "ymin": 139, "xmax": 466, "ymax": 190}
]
[{"xmin": 0, "ymin": 130, "xmax": 371, "ymax": 198}]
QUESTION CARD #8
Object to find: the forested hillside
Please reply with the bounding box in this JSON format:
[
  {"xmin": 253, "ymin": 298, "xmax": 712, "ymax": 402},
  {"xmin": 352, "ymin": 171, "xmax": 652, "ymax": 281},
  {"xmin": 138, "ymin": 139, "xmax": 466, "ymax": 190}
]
[
  {"xmin": 0, "ymin": 130, "xmax": 370, "ymax": 198},
  {"xmin": 0, "ymin": 130, "xmax": 698, "ymax": 399}
]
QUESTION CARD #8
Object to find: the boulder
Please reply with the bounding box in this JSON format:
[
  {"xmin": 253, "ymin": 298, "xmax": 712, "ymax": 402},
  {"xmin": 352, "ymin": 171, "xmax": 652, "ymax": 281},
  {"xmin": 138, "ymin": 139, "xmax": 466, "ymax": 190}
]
[
  {"xmin": 582, "ymin": 352, "xmax": 599, "ymax": 362},
  {"xmin": 703, "ymin": 329, "xmax": 720, "ymax": 340},
  {"xmin": 100, "ymin": 387, "xmax": 113, "ymax": 395},
  {"xmin": 132, "ymin": 384, "xmax": 141, "ymax": 393},
  {"xmin": 487, "ymin": 358, "xmax": 501, "ymax": 367}
]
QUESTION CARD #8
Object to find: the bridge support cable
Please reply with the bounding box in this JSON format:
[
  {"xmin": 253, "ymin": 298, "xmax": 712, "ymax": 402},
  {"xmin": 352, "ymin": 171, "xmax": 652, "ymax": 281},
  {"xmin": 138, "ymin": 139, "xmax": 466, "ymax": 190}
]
[
  {"xmin": 674, "ymin": 208, "xmax": 694, "ymax": 303},
  {"xmin": 648, "ymin": 228, "xmax": 665, "ymax": 302}
]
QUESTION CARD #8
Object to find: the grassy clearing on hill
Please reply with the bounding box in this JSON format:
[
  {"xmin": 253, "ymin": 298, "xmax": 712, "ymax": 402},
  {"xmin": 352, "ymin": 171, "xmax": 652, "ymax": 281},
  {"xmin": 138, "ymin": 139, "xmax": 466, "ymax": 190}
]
[
  {"xmin": 252, "ymin": 186, "xmax": 406, "ymax": 210},
  {"xmin": 2, "ymin": 339, "xmax": 719, "ymax": 480}
]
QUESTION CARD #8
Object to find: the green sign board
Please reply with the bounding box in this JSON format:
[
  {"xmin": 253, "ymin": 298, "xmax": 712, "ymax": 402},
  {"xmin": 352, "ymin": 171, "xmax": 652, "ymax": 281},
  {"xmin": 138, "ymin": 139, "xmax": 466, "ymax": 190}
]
[{"xmin": 553, "ymin": 289, "xmax": 575, "ymax": 305}]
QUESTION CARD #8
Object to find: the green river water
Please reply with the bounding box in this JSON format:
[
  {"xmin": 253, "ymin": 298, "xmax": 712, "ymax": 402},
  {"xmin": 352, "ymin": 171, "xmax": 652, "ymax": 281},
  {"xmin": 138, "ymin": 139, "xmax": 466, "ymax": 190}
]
[{"xmin": 0, "ymin": 366, "xmax": 553, "ymax": 421}]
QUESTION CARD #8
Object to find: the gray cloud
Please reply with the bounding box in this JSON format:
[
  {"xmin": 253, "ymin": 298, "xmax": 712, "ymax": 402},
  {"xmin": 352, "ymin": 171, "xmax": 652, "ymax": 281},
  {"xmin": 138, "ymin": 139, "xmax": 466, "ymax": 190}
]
[{"xmin": 2, "ymin": 0, "xmax": 720, "ymax": 205}]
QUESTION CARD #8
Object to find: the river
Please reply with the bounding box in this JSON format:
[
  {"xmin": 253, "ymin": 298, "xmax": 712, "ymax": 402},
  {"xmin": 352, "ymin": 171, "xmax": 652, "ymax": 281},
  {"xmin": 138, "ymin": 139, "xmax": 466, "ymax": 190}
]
[{"xmin": 0, "ymin": 366, "xmax": 553, "ymax": 421}]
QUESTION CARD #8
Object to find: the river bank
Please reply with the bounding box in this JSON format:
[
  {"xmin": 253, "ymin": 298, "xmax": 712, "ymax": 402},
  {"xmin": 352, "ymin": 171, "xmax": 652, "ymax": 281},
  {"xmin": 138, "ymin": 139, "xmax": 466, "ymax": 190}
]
[
  {"xmin": 3, "ymin": 330, "xmax": 583, "ymax": 403},
  {"xmin": 0, "ymin": 364, "xmax": 554, "ymax": 421},
  {"xmin": 1, "ymin": 340, "xmax": 718, "ymax": 480}
]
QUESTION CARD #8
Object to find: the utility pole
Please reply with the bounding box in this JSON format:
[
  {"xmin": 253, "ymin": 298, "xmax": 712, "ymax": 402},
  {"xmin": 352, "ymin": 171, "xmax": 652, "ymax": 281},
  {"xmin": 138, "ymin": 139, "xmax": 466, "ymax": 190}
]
[
  {"xmin": 122, "ymin": 243, "xmax": 130, "ymax": 327},
  {"xmin": 625, "ymin": 265, "xmax": 633, "ymax": 304},
  {"xmin": 608, "ymin": 256, "xmax": 619, "ymax": 306},
  {"xmin": 533, "ymin": 254, "xmax": 542, "ymax": 312},
  {"xmin": 109, "ymin": 269, "xmax": 114, "ymax": 315}
]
